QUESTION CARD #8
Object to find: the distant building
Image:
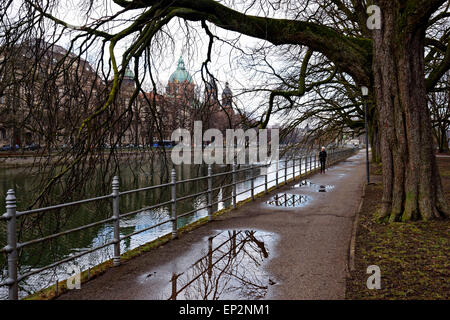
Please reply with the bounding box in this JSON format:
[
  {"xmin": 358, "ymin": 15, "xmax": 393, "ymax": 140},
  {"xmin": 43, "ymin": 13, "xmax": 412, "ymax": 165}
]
[
  {"xmin": 133, "ymin": 56, "xmax": 240, "ymax": 145},
  {"xmin": 0, "ymin": 40, "xmax": 104, "ymax": 149},
  {"xmin": 0, "ymin": 48, "xmax": 240, "ymax": 149}
]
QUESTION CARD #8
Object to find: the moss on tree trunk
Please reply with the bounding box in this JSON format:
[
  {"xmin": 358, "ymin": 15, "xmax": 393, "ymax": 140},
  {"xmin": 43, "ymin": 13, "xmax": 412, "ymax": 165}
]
[{"xmin": 372, "ymin": 2, "xmax": 449, "ymax": 221}]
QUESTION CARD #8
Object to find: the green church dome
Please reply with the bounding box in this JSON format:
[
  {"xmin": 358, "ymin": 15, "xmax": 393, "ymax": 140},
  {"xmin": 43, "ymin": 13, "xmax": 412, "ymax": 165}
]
[
  {"xmin": 169, "ymin": 56, "xmax": 193, "ymax": 83},
  {"xmin": 124, "ymin": 67, "xmax": 134, "ymax": 79}
]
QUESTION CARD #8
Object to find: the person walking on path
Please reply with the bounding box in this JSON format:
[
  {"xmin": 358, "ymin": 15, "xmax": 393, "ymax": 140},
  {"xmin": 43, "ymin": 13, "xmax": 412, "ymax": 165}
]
[{"xmin": 319, "ymin": 146, "xmax": 327, "ymax": 174}]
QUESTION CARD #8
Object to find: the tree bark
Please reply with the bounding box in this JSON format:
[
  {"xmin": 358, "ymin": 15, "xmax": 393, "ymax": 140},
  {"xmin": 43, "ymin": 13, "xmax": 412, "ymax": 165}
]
[
  {"xmin": 370, "ymin": 114, "xmax": 382, "ymax": 163},
  {"xmin": 372, "ymin": 2, "xmax": 449, "ymax": 221}
]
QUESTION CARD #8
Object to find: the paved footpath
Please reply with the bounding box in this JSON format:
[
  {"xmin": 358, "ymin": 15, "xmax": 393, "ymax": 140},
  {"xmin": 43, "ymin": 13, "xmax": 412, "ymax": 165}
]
[{"xmin": 59, "ymin": 150, "xmax": 366, "ymax": 300}]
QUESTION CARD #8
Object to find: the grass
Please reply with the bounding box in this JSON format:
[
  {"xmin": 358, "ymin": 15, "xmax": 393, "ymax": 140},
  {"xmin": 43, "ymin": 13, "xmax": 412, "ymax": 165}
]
[{"xmin": 346, "ymin": 159, "xmax": 450, "ymax": 300}]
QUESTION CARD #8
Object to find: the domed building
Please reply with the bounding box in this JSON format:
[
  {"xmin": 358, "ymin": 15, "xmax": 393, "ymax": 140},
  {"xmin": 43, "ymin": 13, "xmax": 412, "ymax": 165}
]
[
  {"xmin": 169, "ymin": 56, "xmax": 193, "ymax": 83},
  {"xmin": 133, "ymin": 56, "xmax": 240, "ymax": 144},
  {"xmin": 166, "ymin": 56, "xmax": 195, "ymax": 104},
  {"xmin": 123, "ymin": 67, "xmax": 135, "ymax": 88}
]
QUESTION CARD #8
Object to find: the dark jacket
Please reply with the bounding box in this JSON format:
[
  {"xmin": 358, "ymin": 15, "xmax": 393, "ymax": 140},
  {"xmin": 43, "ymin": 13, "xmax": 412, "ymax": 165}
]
[{"xmin": 319, "ymin": 150, "xmax": 327, "ymax": 161}]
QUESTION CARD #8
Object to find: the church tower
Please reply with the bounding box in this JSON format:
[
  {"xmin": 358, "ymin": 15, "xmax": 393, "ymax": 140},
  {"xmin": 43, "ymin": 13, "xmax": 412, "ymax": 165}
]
[
  {"xmin": 204, "ymin": 75, "xmax": 218, "ymax": 105},
  {"xmin": 122, "ymin": 66, "xmax": 135, "ymax": 89},
  {"xmin": 166, "ymin": 56, "xmax": 195, "ymax": 102},
  {"xmin": 222, "ymin": 82, "xmax": 233, "ymax": 108}
]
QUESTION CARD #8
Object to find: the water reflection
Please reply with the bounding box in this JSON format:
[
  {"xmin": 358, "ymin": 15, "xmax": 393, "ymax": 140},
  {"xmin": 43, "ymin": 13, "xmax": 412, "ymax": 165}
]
[
  {"xmin": 0, "ymin": 159, "xmax": 295, "ymax": 299},
  {"xmin": 145, "ymin": 230, "xmax": 275, "ymax": 300},
  {"xmin": 266, "ymin": 193, "xmax": 310, "ymax": 208},
  {"xmin": 293, "ymin": 180, "xmax": 335, "ymax": 192}
]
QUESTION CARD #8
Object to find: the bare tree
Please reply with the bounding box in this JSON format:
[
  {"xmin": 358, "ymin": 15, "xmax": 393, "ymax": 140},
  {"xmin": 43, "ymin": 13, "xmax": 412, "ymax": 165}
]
[
  {"xmin": 1, "ymin": 0, "xmax": 449, "ymax": 221},
  {"xmin": 429, "ymin": 71, "xmax": 450, "ymax": 153}
]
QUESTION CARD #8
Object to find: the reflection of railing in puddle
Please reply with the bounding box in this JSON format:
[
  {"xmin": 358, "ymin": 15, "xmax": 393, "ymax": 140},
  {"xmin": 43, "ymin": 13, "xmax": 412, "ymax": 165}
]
[
  {"xmin": 168, "ymin": 230, "xmax": 271, "ymax": 300},
  {"xmin": 293, "ymin": 180, "xmax": 335, "ymax": 192},
  {"xmin": 266, "ymin": 194, "xmax": 310, "ymax": 208}
]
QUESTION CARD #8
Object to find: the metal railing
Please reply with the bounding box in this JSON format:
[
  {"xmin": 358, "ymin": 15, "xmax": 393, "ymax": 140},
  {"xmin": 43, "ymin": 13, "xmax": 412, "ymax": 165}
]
[{"xmin": 0, "ymin": 147, "xmax": 357, "ymax": 299}]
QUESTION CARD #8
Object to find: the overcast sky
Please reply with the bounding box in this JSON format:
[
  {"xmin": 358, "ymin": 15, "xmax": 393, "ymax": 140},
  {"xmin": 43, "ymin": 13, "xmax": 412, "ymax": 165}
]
[{"xmin": 41, "ymin": 0, "xmax": 292, "ymax": 127}]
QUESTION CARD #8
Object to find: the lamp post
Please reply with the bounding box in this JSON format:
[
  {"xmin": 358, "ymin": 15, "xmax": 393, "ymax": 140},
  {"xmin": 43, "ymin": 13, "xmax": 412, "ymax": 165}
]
[{"xmin": 361, "ymin": 86, "xmax": 370, "ymax": 184}]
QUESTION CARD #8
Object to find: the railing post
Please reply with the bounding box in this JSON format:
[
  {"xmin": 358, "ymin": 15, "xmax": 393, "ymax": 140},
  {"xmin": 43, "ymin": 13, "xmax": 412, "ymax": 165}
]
[
  {"xmin": 251, "ymin": 165, "xmax": 255, "ymax": 201},
  {"xmin": 232, "ymin": 163, "xmax": 237, "ymax": 209},
  {"xmin": 300, "ymin": 156, "xmax": 303, "ymax": 175},
  {"xmin": 112, "ymin": 177, "xmax": 121, "ymax": 267},
  {"xmin": 171, "ymin": 168, "xmax": 178, "ymax": 239},
  {"xmin": 305, "ymin": 155, "xmax": 308, "ymax": 173},
  {"xmin": 303, "ymin": 156, "xmax": 306, "ymax": 174},
  {"xmin": 264, "ymin": 164, "xmax": 268, "ymax": 194},
  {"xmin": 309, "ymin": 154, "xmax": 312, "ymax": 172},
  {"xmin": 4, "ymin": 189, "xmax": 18, "ymax": 300},
  {"xmin": 207, "ymin": 165, "xmax": 213, "ymax": 221},
  {"xmin": 293, "ymin": 157, "xmax": 296, "ymax": 179},
  {"xmin": 284, "ymin": 159, "xmax": 288, "ymax": 184},
  {"xmin": 276, "ymin": 161, "xmax": 279, "ymax": 188}
]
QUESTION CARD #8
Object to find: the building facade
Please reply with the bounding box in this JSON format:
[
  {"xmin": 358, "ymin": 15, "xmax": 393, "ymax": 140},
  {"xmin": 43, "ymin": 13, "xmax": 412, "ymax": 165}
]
[
  {"xmin": 0, "ymin": 40, "xmax": 105, "ymax": 149},
  {"xmin": 129, "ymin": 56, "xmax": 240, "ymax": 146},
  {"xmin": 0, "ymin": 48, "xmax": 239, "ymax": 150}
]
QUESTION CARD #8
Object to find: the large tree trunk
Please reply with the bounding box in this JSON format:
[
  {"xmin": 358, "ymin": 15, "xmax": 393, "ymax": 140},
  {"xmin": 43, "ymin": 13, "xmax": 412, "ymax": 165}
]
[
  {"xmin": 437, "ymin": 127, "xmax": 449, "ymax": 153},
  {"xmin": 370, "ymin": 109, "xmax": 382, "ymax": 163},
  {"xmin": 372, "ymin": 3, "xmax": 449, "ymax": 221}
]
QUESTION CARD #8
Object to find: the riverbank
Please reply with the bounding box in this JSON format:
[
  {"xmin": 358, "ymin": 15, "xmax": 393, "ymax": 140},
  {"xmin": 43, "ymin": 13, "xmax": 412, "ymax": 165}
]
[
  {"xmin": 0, "ymin": 150, "xmax": 163, "ymax": 169},
  {"xmin": 53, "ymin": 150, "xmax": 365, "ymax": 300},
  {"xmin": 0, "ymin": 145, "xmax": 321, "ymax": 169},
  {"xmin": 345, "ymin": 157, "xmax": 450, "ymax": 299}
]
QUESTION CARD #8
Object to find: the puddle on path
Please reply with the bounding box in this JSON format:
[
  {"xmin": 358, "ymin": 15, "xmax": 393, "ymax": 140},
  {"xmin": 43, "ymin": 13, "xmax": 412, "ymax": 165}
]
[
  {"xmin": 266, "ymin": 193, "xmax": 311, "ymax": 207},
  {"xmin": 293, "ymin": 180, "xmax": 335, "ymax": 192},
  {"xmin": 140, "ymin": 230, "xmax": 277, "ymax": 300}
]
